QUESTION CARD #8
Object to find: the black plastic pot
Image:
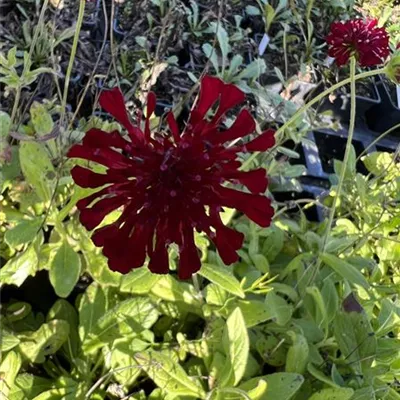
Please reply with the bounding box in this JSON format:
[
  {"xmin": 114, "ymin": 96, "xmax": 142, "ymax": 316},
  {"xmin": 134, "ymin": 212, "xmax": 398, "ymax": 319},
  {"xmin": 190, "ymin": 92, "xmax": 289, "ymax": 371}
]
[
  {"xmin": 313, "ymin": 81, "xmax": 381, "ymax": 124},
  {"xmin": 312, "ymin": 131, "xmax": 369, "ymax": 175},
  {"xmin": 273, "ymin": 184, "xmax": 328, "ymax": 222},
  {"xmin": 367, "ymin": 77, "xmax": 400, "ymax": 137}
]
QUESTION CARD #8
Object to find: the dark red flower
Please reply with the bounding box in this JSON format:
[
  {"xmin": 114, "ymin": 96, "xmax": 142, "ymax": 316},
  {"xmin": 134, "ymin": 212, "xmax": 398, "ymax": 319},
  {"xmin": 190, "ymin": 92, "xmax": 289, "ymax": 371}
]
[
  {"xmin": 326, "ymin": 19, "xmax": 389, "ymax": 67},
  {"xmin": 68, "ymin": 76, "xmax": 274, "ymax": 279}
]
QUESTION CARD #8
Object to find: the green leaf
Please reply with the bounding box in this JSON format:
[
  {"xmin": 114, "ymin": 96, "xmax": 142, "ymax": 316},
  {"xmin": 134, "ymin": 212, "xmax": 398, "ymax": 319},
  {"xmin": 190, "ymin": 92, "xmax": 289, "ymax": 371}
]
[
  {"xmin": 285, "ymin": 331, "xmax": 309, "ymax": 374},
  {"xmin": 49, "ymin": 241, "xmax": 81, "ymax": 298},
  {"xmin": 321, "ymin": 253, "xmax": 369, "ymax": 290},
  {"xmin": 5, "ymin": 302, "xmax": 32, "ymax": 322},
  {"xmin": 18, "ymin": 320, "xmax": 70, "ymax": 363},
  {"xmin": 120, "ymin": 267, "xmax": 161, "ymax": 294},
  {"xmin": 83, "ymin": 297, "xmax": 159, "ymax": 354},
  {"xmin": 78, "ymin": 283, "xmax": 107, "ymax": 342},
  {"xmin": 108, "ymin": 340, "xmax": 147, "ymax": 386},
  {"xmin": 362, "ymin": 152, "xmax": 393, "ymax": 175},
  {"xmin": 220, "ymin": 307, "xmax": 249, "ymax": 387},
  {"xmin": 333, "ymin": 310, "xmax": 377, "ymax": 375},
  {"xmin": 9, "ymin": 374, "xmax": 52, "ymax": 400},
  {"xmin": 199, "ymin": 264, "xmax": 245, "ymax": 298},
  {"xmin": 308, "ymin": 388, "xmax": 354, "ymax": 400},
  {"xmin": 135, "ymin": 351, "xmax": 206, "ymax": 398},
  {"xmin": 224, "ymin": 300, "xmax": 274, "ymax": 328},
  {"xmin": 150, "ymin": 275, "xmax": 201, "ymax": 307},
  {"xmin": 30, "ymin": 102, "xmax": 54, "ymax": 136},
  {"xmin": 0, "ymin": 245, "xmax": 38, "ymax": 287},
  {"xmin": 0, "ymin": 110, "xmax": 11, "ymax": 138},
  {"xmin": 321, "ymin": 279, "xmax": 339, "ymax": 324},
  {"xmin": 264, "ymin": 292, "xmax": 293, "ymax": 326},
  {"xmin": 376, "ymin": 299, "xmax": 400, "ymax": 337},
  {"xmin": 0, "ymin": 351, "xmax": 22, "ymax": 398},
  {"xmin": 47, "ymin": 299, "xmax": 80, "ymax": 360},
  {"xmin": 1, "ymin": 329, "xmax": 21, "ymax": 352},
  {"xmin": 19, "ymin": 142, "xmax": 55, "ymax": 202},
  {"xmin": 239, "ymin": 373, "xmax": 304, "ymax": 400},
  {"xmin": 5, "ymin": 218, "xmax": 43, "ymax": 247},
  {"xmin": 262, "ymin": 227, "xmax": 285, "ymax": 262}
]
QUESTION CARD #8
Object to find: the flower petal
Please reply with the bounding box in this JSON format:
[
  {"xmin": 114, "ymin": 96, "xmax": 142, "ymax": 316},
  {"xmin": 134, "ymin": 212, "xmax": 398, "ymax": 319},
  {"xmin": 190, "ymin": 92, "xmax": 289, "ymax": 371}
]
[
  {"xmin": 214, "ymin": 225, "xmax": 243, "ymax": 265},
  {"xmin": 244, "ymin": 129, "xmax": 275, "ymax": 152},
  {"xmin": 209, "ymin": 108, "xmax": 255, "ymax": 144},
  {"xmin": 148, "ymin": 238, "xmax": 169, "ymax": 274},
  {"xmin": 82, "ymin": 128, "xmax": 130, "ymax": 149},
  {"xmin": 99, "ymin": 88, "xmax": 143, "ymax": 143},
  {"xmin": 218, "ymin": 187, "xmax": 274, "ymax": 227},
  {"xmin": 178, "ymin": 226, "xmax": 201, "ymax": 279},
  {"xmin": 79, "ymin": 196, "xmax": 126, "ymax": 231}
]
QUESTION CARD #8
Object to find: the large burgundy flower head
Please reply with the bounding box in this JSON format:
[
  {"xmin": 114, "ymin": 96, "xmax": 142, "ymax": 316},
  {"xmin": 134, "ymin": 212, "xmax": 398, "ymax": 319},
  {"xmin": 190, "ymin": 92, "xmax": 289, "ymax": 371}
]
[
  {"xmin": 326, "ymin": 19, "xmax": 389, "ymax": 67},
  {"xmin": 68, "ymin": 76, "xmax": 274, "ymax": 279}
]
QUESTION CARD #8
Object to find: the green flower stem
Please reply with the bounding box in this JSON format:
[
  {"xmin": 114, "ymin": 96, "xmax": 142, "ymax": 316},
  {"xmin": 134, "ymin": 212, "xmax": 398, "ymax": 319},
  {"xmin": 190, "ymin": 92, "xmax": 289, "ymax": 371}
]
[
  {"xmin": 60, "ymin": 0, "xmax": 86, "ymax": 125},
  {"xmin": 310, "ymin": 56, "xmax": 357, "ymax": 285},
  {"xmin": 241, "ymin": 66, "xmax": 386, "ymax": 171},
  {"xmin": 323, "ymin": 57, "xmax": 357, "ymax": 243}
]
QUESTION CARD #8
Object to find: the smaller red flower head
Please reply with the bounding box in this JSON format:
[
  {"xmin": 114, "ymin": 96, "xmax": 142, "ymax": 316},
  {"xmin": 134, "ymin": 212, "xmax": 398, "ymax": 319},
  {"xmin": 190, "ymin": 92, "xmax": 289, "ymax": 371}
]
[
  {"xmin": 326, "ymin": 19, "xmax": 389, "ymax": 67},
  {"xmin": 68, "ymin": 76, "xmax": 275, "ymax": 279}
]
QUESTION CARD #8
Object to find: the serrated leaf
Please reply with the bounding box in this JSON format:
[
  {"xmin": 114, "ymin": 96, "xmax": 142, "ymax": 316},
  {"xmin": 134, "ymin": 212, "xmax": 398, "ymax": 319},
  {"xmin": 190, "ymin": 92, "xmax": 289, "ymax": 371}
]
[
  {"xmin": 19, "ymin": 142, "xmax": 55, "ymax": 202},
  {"xmin": 321, "ymin": 253, "xmax": 369, "ymax": 290},
  {"xmin": 199, "ymin": 264, "xmax": 245, "ymax": 298},
  {"xmin": 49, "ymin": 241, "xmax": 81, "ymax": 298},
  {"xmin": 135, "ymin": 351, "xmax": 206, "ymax": 398}
]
